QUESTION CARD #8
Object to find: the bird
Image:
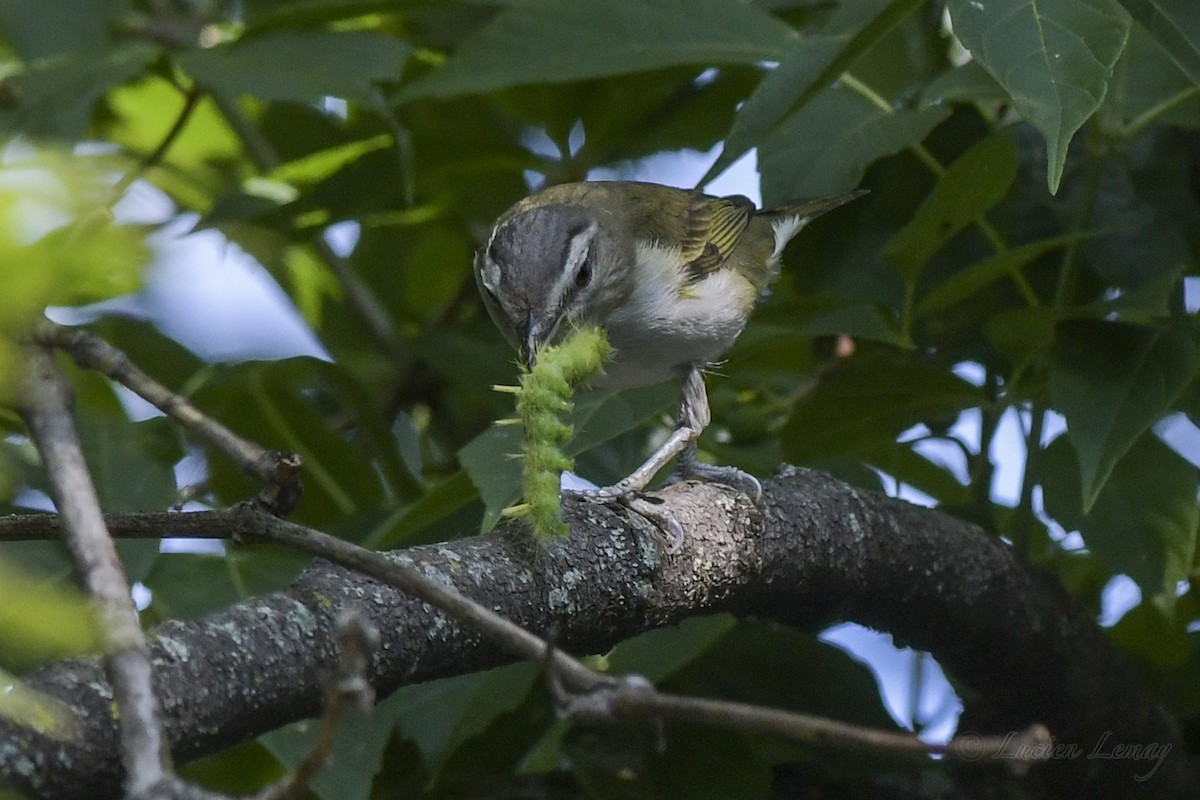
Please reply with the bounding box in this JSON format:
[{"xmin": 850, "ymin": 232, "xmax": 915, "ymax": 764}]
[{"xmin": 474, "ymin": 180, "xmax": 863, "ymax": 542}]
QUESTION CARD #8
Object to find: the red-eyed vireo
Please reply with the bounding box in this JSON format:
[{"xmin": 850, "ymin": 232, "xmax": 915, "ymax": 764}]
[{"xmin": 475, "ymin": 181, "xmax": 863, "ymax": 540}]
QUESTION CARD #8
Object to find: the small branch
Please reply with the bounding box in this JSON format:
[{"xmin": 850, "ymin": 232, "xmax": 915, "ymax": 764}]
[
  {"xmin": 110, "ymin": 87, "xmax": 202, "ymax": 203},
  {"xmin": 17, "ymin": 347, "xmax": 173, "ymax": 795},
  {"xmin": 550, "ymin": 669, "xmax": 1051, "ymax": 767},
  {"xmin": 34, "ymin": 321, "xmax": 302, "ymax": 515}
]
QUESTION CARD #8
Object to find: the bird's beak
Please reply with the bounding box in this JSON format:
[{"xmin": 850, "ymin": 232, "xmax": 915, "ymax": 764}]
[{"xmin": 521, "ymin": 312, "xmax": 541, "ymax": 370}]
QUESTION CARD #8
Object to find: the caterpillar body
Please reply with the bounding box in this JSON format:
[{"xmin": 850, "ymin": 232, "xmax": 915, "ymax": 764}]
[{"xmin": 498, "ymin": 326, "xmax": 611, "ymax": 539}]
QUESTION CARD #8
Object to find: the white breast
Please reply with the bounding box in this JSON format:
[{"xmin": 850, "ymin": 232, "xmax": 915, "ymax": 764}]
[{"xmin": 598, "ymin": 241, "xmax": 757, "ymax": 389}]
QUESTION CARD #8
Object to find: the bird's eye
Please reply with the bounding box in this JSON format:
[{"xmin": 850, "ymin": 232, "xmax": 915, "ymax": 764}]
[{"xmin": 574, "ymin": 259, "xmax": 592, "ymax": 289}]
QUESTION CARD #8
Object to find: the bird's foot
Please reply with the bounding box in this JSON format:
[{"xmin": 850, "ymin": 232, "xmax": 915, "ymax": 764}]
[
  {"xmin": 668, "ymin": 460, "xmax": 763, "ymax": 503},
  {"xmin": 564, "ymin": 486, "xmax": 685, "ymax": 553}
]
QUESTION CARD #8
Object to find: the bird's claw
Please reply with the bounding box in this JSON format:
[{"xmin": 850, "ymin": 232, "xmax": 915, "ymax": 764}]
[
  {"xmin": 563, "ymin": 487, "xmax": 685, "ymax": 552},
  {"xmin": 621, "ymin": 495, "xmax": 685, "ymax": 553},
  {"xmin": 669, "ymin": 461, "xmax": 763, "ymax": 504}
]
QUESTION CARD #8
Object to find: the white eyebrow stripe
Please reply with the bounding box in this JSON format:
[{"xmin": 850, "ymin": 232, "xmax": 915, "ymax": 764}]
[
  {"xmin": 564, "ymin": 222, "xmax": 598, "ymax": 272},
  {"xmin": 549, "ymin": 221, "xmax": 598, "ymax": 306}
]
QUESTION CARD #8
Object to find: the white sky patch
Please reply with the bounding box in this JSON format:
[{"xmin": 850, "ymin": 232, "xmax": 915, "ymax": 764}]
[
  {"xmin": 988, "ymin": 407, "xmax": 1028, "ymax": 507},
  {"xmin": 821, "ymin": 623, "xmax": 961, "ymax": 743},
  {"xmin": 589, "ymin": 143, "xmax": 762, "ymax": 205},
  {"xmin": 1184, "ymin": 276, "xmax": 1200, "ymax": 313},
  {"xmin": 324, "ymin": 220, "xmax": 361, "ymax": 257},
  {"xmin": 1099, "ymin": 575, "xmax": 1142, "ymax": 627},
  {"xmin": 1155, "ymin": 413, "xmax": 1200, "ymax": 468}
]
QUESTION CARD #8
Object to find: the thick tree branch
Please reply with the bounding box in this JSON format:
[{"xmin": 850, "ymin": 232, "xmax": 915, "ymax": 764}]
[{"xmin": 1, "ymin": 471, "xmax": 1192, "ymax": 799}]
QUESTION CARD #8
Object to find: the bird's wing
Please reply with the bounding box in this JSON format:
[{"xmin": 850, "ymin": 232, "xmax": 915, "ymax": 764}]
[{"xmin": 680, "ymin": 192, "xmax": 755, "ymax": 284}]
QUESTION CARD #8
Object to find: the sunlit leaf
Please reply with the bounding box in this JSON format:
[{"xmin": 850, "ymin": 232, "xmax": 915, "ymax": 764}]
[
  {"xmin": 947, "ymin": 0, "xmax": 1131, "ymax": 193},
  {"xmin": 269, "ymin": 135, "xmax": 392, "ymax": 186}
]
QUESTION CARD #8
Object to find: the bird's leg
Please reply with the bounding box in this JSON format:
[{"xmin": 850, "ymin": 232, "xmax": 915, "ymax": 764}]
[
  {"xmin": 562, "ymin": 366, "xmax": 760, "ymax": 549},
  {"xmin": 562, "ymin": 366, "xmax": 709, "ymax": 550},
  {"xmin": 666, "ymin": 367, "xmax": 762, "ymax": 501},
  {"xmin": 565, "ymin": 366, "xmax": 709, "ymax": 502}
]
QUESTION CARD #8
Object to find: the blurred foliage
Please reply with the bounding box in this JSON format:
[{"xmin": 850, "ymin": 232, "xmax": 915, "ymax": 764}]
[{"xmin": 1, "ymin": 0, "xmax": 1199, "ymax": 796}]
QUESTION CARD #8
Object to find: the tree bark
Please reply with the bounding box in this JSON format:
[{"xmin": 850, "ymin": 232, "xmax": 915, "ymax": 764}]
[{"xmin": 1, "ymin": 469, "xmax": 1192, "ymax": 799}]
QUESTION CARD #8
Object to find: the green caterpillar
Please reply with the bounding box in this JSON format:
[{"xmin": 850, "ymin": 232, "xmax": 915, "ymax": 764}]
[{"xmin": 497, "ymin": 326, "xmax": 611, "ymax": 538}]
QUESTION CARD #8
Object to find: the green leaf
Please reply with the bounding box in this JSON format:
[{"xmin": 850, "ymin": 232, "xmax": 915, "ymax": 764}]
[
  {"xmin": 917, "ymin": 235, "xmax": 1081, "ymax": 316},
  {"xmin": 394, "ymin": 663, "xmax": 539, "ymax": 780},
  {"xmin": 1108, "ymin": 601, "xmax": 1194, "ymax": 666},
  {"xmin": 706, "ymin": 0, "xmax": 925, "ymax": 182},
  {"xmin": 0, "ymin": 43, "xmax": 161, "ymax": 140},
  {"xmin": 1049, "ymin": 320, "xmax": 1200, "ymax": 509},
  {"xmin": 191, "ymin": 358, "xmax": 391, "ymax": 528},
  {"xmin": 883, "ymin": 131, "xmax": 1018, "ymax": 280},
  {"xmin": 262, "ymin": 685, "xmax": 416, "ymax": 800},
  {"xmin": 758, "ymin": 83, "xmax": 950, "ymax": 201},
  {"xmin": 397, "ymin": 0, "xmax": 798, "ymax": 101},
  {"xmin": 1042, "ymin": 433, "xmax": 1198, "ymax": 599},
  {"xmin": 75, "ymin": 412, "xmax": 183, "ymax": 513},
  {"xmin": 458, "ymin": 422, "xmax": 523, "ymax": 533},
  {"xmin": 0, "ymin": 557, "xmax": 98, "ymax": 659},
  {"xmin": 947, "ymin": 0, "xmax": 1131, "ymax": 193},
  {"xmin": 568, "ymin": 384, "xmax": 677, "ymax": 455},
  {"xmin": 0, "ymin": 0, "xmax": 122, "ymax": 60},
  {"xmin": 755, "ymin": 296, "xmax": 911, "ymax": 348},
  {"xmin": 269, "ymin": 134, "xmax": 392, "ymax": 186},
  {"xmin": 984, "ymin": 304, "xmax": 1061, "ymax": 364},
  {"xmin": 143, "ymin": 548, "xmax": 310, "ymax": 621},
  {"xmin": 367, "ymin": 472, "xmax": 480, "ymax": 550},
  {"xmin": 606, "ymin": 614, "xmax": 738, "ymax": 683},
  {"xmin": 683, "ymin": 622, "xmax": 901, "ymax": 730},
  {"xmin": 1117, "ymin": 0, "xmax": 1200, "ymax": 82},
  {"xmin": 1077, "ymin": 151, "xmax": 1191, "ymax": 289},
  {"xmin": 781, "ymin": 352, "xmax": 985, "ymax": 463},
  {"xmin": 1106, "ymin": 17, "xmax": 1200, "ymax": 130},
  {"xmin": 571, "ymin": 723, "xmax": 771, "ymax": 800},
  {"xmin": 920, "ymin": 60, "xmax": 1010, "ymax": 107},
  {"xmin": 178, "ymin": 31, "xmax": 411, "ymax": 104}
]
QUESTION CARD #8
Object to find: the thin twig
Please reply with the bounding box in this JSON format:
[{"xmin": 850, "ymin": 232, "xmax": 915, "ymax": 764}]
[
  {"xmin": 110, "ymin": 87, "xmax": 203, "ymax": 203},
  {"xmin": 551, "ymin": 669, "xmax": 1050, "ymax": 767},
  {"xmin": 33, "ymin": 321, "xmax": 303, "ymax": 515},
  {"xmin": 17, "ymin": 347, "xmax": 173, "ymax": 796}
]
